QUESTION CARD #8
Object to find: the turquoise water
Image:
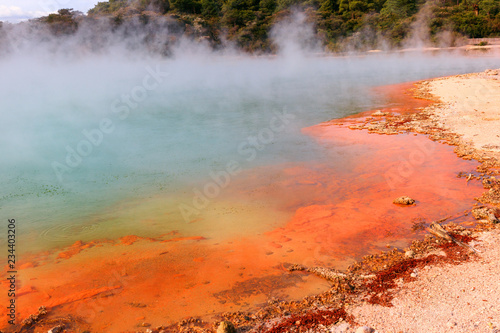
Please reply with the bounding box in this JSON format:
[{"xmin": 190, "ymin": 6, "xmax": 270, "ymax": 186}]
[{"xmin": 1, "ymin": 52, "xmax": 499, "ymax": 253}]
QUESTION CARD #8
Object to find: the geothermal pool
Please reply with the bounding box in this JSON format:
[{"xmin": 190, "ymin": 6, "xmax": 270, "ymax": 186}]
[{"xmin": 1, "ymin": 52, "xmax": 499, "ymax": 330}]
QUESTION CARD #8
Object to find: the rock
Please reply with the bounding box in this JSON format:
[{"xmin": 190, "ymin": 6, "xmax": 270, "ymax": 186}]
[
  {"xmin": 372, "ymin": 110, "xmax": 388, "ymax": 116},
  {"xmin": 472, "ymin": 207, "xmax": 489, "ymax": 219},
  {"xmin": 472, "ymin": 207, "xmax": 499, "ymax": 223},
  {"xmin": 482, "ymin": 178, "xmax": 496, "ymax": 189},
  {"xmin": 393, "ymin": 196, "xmax": 416, "ymax": 205},
  {"xmin": 332, "ymin": 323, "xmax": 351, "ymax": 332},
  {"xmin": 48, "ymin": 326, "xmax": 64, "ymax": 333},
  {"xmin": 355, "ymin": 326, "xmax": 374, "ymax": 333},
  {"xmin": 405, "ymin": 250, "xmax": 415, "ymax": 258},
  {"xmin": 217, "ymin": 321, "xmax": 236, "ymax": 333}
]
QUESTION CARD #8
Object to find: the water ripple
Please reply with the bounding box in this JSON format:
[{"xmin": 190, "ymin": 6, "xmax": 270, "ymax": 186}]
[{"xmin": 40, "ymin": 222, "xmax": 101, "ymax": 242}]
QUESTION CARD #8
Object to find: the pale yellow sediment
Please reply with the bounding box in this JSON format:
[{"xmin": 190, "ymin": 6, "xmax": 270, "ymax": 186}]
[
  {"xmin": 425, "ymin": 71, "xmax": 500, "ymax": 155},
  {"xmin": 341, "ymin": 70, "xmax": 500, "ymax": 333}
]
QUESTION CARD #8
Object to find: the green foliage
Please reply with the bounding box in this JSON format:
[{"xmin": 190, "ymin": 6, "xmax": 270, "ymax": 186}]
[
  {"xmin": 480, "ymin": 0, "xmax": 500, "ymax": 17},
  {"xmin": 202, "ymin": 0, "xmax": 222, "ymax": 17},
  {"xmin": 370, "ymin": 0, "xmax": 387, "ymax": 12},
  {"xmin": 41, "ymin": 8, "xmax": 81, "ymax": 35},
  {"xmin": 318, "ymin": 0, "xmax": 338, "ymax": 14},
  {"xmin": 88, "ymin": 0, "xmax": 128, "ymax": 15},
  {"xmin": 142, "ymin": 0, "xmax": 171, "ymax": 13},
  {"xmin": 222, "ymin": 0, "xmax": 257, "ymax": 26},
  {"xmin": 170, "ymin": 0, "xmax": 202, "ymax": 14},
  {"xmin": 381, "ymin": 0, "xmax": 417, "ymax": 17},
  {"xmin": 36, "ymin": 0, "xmax": 499, "ymax": 52},
  {"xmin": 276, "ymin": 0, "xmax": 303, "ymax": 11},
  {"xmin": 338, "ymin": 0, "xmax": 349, "ymax": 14},
  {"xmin": 349, "ymin": 0, "xmax": 368, "ymax": 12},
  {"xmin": 259, "ymin": 0, "xmax": 277, "ymax": 13},
  {"xmin": 451, "ymin": 11, "xmax": 490, "ymax": 37}
]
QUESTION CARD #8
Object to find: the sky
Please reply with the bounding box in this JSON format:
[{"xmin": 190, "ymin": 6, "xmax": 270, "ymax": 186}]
[{"xmin": 0, "ymin": 0, "xmax": 99, "ymax": 22}]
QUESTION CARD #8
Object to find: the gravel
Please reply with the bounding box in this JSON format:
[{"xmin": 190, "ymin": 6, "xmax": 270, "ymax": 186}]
[{"xmin": 345, "ymin": 229, "xmax": 500, "ymax": 333}]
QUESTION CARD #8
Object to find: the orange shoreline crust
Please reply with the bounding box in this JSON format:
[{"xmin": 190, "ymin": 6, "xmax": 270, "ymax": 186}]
[{"xmin": 4, "ymin": 72, "xmax": 500, "ymax": 333}]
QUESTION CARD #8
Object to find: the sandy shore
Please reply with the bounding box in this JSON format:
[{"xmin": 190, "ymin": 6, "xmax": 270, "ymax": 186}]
[
  {"xmin": 349, "ymin": 229, "xmax": 500, "ymax": 333},
  {"xmin": 344, "ymin": 69, "xmax": 500, "ymax": 333},
  {"xmin": 424, "ymin": 70, "xmax": 500, "ymax": 157},
  {"xmin": 240, "ymin": 70, "xmax": 500, "ymax": 333},
  {"xmin": 331, "ymin": 69, "xmax": 500, "ymax": 333}
]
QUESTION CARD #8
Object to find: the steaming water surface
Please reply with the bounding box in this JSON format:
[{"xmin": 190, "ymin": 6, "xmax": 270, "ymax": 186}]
[{"xmin": 1, "ymin": 53, "xmax": 499, "ymax": 254}]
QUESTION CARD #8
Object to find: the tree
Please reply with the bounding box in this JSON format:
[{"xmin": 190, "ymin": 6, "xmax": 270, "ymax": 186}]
[
  {"xmin": 138, "ymin": 0, "xmax": 171, "ymax": 13},
  {"xmin": 349, "ymin": 0, "xmax": 367, "ymax": 12},
  {"xmin": 222, "ymin": 0, "xmax": 256, "ymax": 27},
  {"xmin": 381, "ymin": 0, "xmax": 417, "ymax": 17},
  {"xmin": 259, "ymin": 0, "xmax": 277, "ymax": 13},
  {"xmin": 318, "ymin": 0, "xmax": 338, "ymax": 13},
  {"xmin": 42, "ymin": 8, "xmax": 82, "ymax": 35},
  {"xmin": 170, "ymin": 0, "xmax": 202, "ymax": 13},
  {"xmin": 338, "ymin": 0, "xmax": 349, "ymax": 13},
  {"xmin": 276, "ymin": 0, "xmax": 302, "ymax": 11},
  {"xmin": 202, "ymin": 0, "xmax": 222, "ymax": 17},
  {"xmin": 480, "ymin": 0, "xmax": 500, "ymax": 17},
  {"xmin": 452, "ymin": 10, "xmax": 490, "ymax": 37},
  {"xmin": 88, "ymin": 0, "xmax": 128, "ymax": 15}
]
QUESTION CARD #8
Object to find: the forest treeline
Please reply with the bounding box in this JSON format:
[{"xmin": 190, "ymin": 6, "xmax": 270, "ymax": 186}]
[{"xmin": 2, "ymin": 0, "xmax": 499, "ymax": 54}]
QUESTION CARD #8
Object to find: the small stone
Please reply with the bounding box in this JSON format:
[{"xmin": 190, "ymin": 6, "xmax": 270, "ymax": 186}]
[
  {"xmin": 333, "ymin": 322, "xmax": 351, "ymax": 332},
  {"xmin": 356, "ymin": 326, "xmax": 374, "ymax": 333},
  {"xmin": 47, "ymin": 326, "xmax": 64, "ymax": 333},
  {"xmin": 410, "ymin": 273, "xmax": 417, "ymax": 278},
  {"xmin": 217, "ymin": 321, "xmax": 236, "ymax": 333},
  {"xmin": 372, "ymin": 110, "xmax": 387, "ymax": 116},
  {"xmin": 447, "ymin": 321, "xmax": 457, "ymax": 328},
  {"xmin": 393, "ymin": 196, "xmax": 416, "ymax": 205},
  {"xmin": 405, "ymin": 250, "xmax": 415, "ymax": 258},
  {"xmin": 472, "ymin": 207, "xmax": 499, "ymax": 223}
]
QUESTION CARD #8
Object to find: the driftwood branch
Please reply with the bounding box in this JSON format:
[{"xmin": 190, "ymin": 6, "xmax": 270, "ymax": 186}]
[
  {"xmin": 288, "ymin": 264, "xmax": 375, "ymax": 282},
  {"xmin": 427, "ymin": 222, "xmax": 477, "ymax": 253}
]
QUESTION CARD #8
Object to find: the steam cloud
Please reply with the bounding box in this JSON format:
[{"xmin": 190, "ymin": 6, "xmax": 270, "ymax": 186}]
[{"xmin": 0, "ymin": 3, "xmax": 491, "ymax": 59}]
